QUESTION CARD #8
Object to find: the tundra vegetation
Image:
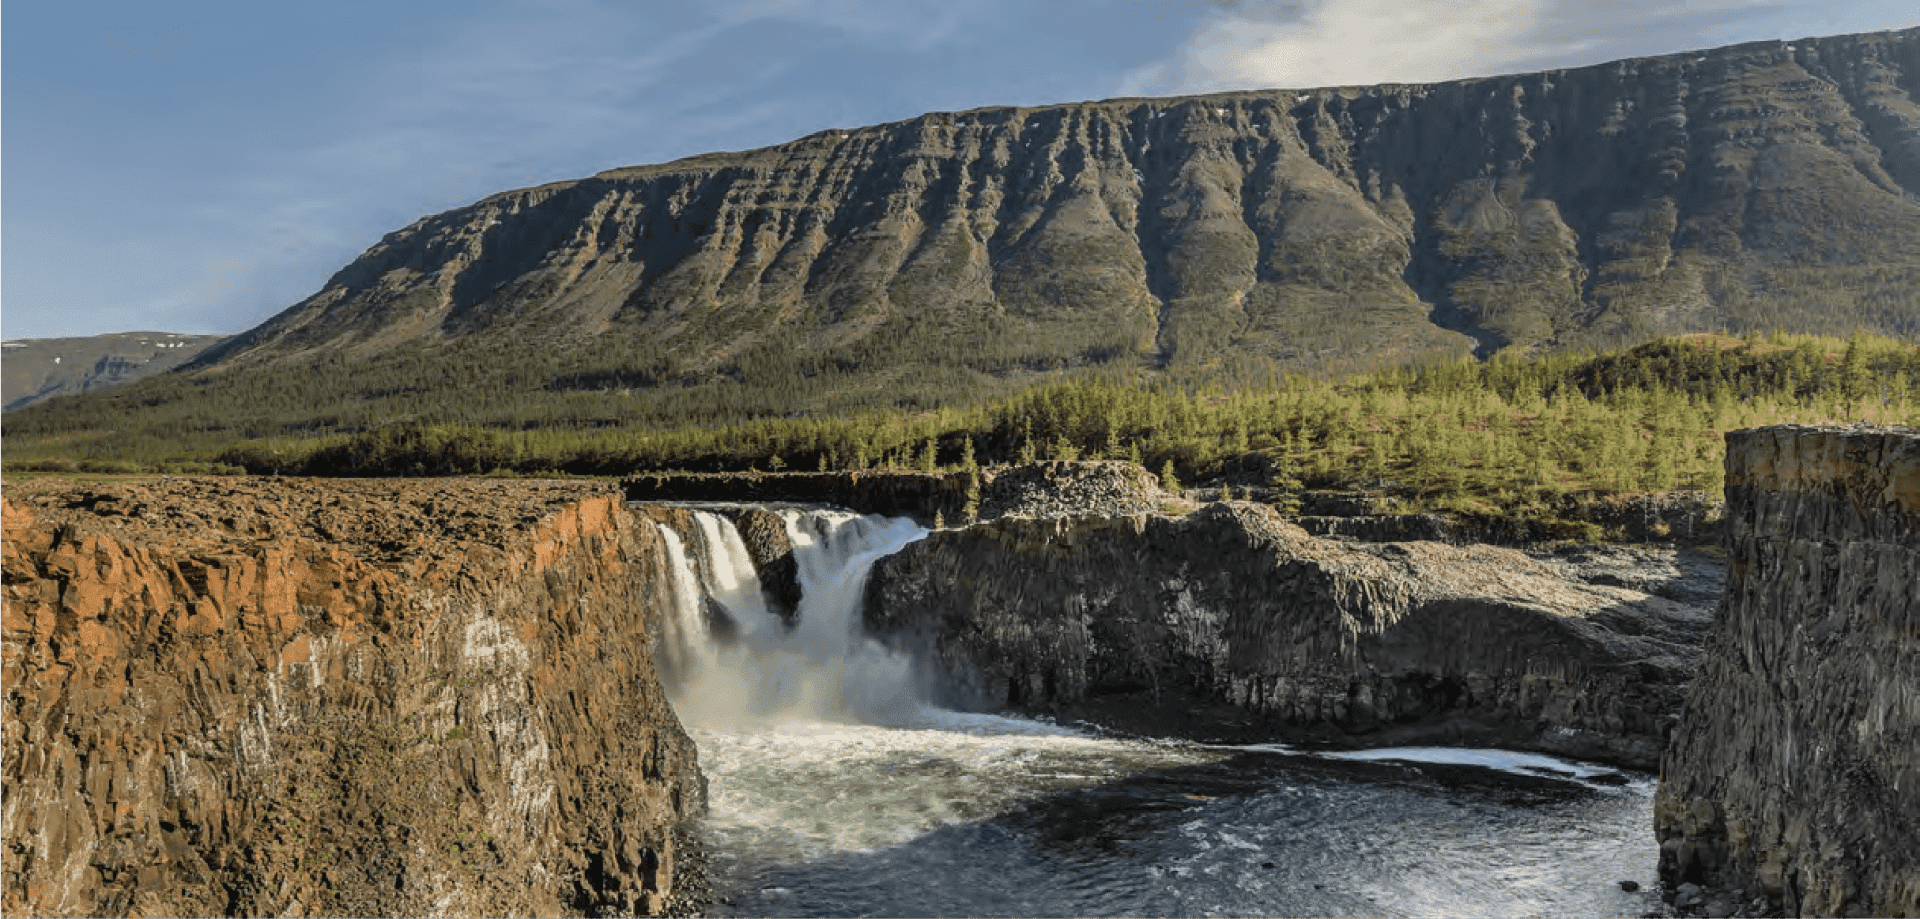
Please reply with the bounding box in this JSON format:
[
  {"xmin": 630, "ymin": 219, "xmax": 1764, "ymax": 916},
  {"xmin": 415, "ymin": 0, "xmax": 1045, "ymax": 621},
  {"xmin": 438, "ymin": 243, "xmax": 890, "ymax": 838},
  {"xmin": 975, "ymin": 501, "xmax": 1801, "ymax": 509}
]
[{"xmin": 6, "ymin": 331, "xmax": 1915, "ymax": 533}]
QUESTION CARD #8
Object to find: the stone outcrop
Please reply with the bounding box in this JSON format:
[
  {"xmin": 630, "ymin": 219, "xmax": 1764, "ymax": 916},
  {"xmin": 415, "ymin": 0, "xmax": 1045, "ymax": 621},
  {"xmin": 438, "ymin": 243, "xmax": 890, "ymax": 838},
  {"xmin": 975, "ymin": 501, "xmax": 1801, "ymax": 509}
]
[
  {"xmin": 973, "ymin": 461, "xmax": 1170, "ymax": 521},
  {"xmin": 1656, "ymin": 425, "xmax": 1920, "ymax": 917},
  {"xmin": 865, "ymin": 501, "xmax": 1713, "ymax": 769},
  {"xmin": 624, "ymin": 460, "xmax": 1169, "ymax": 528},
  {"xmin": 1292, "ymin": 513, "xmax": 1453, "ymax": 542},
  {"xmin": 2, "ymin": 477, "xmax": 706, "ymax": 917},
  {"xmin": 723, "ymin": 507, "xmax": 802, "ymax": 625}
]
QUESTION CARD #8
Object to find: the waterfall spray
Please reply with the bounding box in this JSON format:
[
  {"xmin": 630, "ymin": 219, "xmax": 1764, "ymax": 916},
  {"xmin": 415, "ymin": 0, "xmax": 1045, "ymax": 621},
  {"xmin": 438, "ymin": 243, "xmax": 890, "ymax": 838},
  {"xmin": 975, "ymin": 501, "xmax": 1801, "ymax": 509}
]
[
  {"xmin": 643, "ymin": 507, "xmax": 1662, "ymax": 919},
  {"xmin": 654, "ymin": 508, "xmax": 927, "ymax": 728}
]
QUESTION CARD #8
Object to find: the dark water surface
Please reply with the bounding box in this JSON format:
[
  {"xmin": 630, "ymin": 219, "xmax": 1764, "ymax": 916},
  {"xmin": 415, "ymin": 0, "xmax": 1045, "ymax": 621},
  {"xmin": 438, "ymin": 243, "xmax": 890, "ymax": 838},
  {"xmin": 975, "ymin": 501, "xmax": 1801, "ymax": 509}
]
[{"xmin": 691, "ymin": 718, "xmax": 1660, "ymax": 919}]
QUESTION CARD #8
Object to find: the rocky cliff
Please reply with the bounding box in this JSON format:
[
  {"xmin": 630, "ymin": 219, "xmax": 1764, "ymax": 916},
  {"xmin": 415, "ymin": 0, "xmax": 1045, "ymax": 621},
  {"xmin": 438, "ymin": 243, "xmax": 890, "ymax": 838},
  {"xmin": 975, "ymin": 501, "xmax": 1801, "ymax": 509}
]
[
  {"xmin": 1656, "ymin": 425, "xmax": 1919, "ymax": 917},
  {"xmin": 193, "ymin": 28, "xmax": 1918, "ymax": 382},
  {"xmin": 865, "ymin": 500, "xmax": 1713, "ymax": 769},
  {"xmin": 2, "ymin": 478, "xmax": 706, "ymax": 917}
]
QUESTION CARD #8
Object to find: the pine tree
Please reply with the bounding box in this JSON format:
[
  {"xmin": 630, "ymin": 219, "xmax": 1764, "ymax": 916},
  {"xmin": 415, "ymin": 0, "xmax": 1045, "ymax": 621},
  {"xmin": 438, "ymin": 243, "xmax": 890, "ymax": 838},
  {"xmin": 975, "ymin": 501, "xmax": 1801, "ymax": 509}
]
[
  {"xmin": 1841, "ymin": 331, "xmax": 1870, "ymax": 407},
  {"xmin": 1049, "ymin": 434, "xmax": 1079, "ymax": 462}
]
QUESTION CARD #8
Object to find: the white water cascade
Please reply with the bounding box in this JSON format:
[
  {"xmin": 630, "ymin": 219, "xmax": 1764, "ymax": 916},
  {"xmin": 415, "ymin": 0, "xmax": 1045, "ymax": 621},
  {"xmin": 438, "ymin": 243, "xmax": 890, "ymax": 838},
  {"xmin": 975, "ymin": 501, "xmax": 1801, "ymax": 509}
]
[
  {"xmin": 653, "ymin": 508, "xmax": 931, "ymax": 727},
  {"xmin": 643, "ymin": 505, "xmax": 1663, "ymax": 919}
]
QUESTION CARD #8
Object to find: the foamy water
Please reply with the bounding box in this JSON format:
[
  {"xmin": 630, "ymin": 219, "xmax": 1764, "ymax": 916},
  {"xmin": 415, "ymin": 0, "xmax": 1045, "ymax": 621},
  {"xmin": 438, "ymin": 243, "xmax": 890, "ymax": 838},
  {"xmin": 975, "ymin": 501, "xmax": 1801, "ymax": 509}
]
[
  {"xmin": 689, "ymin": 715, "xmax": 1225, "ymax": 862},
  {"xmin": 645, "ymin": 506, "xmax": 1665, "ymax": 918}
]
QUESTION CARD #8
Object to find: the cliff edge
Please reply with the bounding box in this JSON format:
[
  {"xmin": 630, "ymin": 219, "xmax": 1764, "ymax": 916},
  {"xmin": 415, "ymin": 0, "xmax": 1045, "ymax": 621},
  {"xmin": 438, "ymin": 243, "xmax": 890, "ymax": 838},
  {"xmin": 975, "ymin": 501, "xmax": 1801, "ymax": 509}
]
[
  {"xmin": 1656, "ymin": 425, "xmax": 1919, "ymax": 918},
  {"xmin": 866, "ymin": 499, "xmax": 1712, "ymax": 770},
  {"xmin": 2, "ymin": 478, "xmax": 705, "ymax": 917}
]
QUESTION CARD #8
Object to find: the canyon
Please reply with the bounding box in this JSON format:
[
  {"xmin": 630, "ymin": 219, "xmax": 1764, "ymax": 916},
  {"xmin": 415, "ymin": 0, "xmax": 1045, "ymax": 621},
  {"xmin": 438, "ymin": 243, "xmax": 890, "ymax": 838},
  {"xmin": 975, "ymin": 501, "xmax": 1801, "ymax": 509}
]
[{"xmin": 4, "ymin": 423, "xmax": 1915, "ymax": 916}]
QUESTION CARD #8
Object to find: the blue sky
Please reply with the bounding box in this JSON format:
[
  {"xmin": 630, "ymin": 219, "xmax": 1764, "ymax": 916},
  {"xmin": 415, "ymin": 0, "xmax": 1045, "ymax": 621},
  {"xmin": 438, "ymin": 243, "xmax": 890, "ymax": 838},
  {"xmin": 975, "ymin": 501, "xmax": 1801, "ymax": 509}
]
[{"xmin": 4, "ymin": 0, "xmax": 1915, "ymax": 340}]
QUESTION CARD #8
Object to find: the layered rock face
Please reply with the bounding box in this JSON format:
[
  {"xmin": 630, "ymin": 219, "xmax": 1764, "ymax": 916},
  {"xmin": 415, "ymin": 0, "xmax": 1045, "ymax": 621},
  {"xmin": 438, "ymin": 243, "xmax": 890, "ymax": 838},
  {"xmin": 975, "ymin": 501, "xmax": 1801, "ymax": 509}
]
[
  {"xmin": 1656, "ymin": 425, "xmax": 1920, "ymax": 917},
  {"xmin": 865, "ymin": 501, "xmax": 1711, "ymax": 769},
  {"xmin": 196, "ymin": 29, "xmax": 1919, "ymax": 382},
  {"xmin": 2, "ymin": 478, "xmax": 705, "ymax": 917}
]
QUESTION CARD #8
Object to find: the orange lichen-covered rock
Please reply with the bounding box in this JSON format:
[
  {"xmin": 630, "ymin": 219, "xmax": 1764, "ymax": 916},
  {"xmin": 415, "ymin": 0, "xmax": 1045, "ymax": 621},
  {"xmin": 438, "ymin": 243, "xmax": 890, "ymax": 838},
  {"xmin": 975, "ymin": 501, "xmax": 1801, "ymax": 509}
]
[{"xmin": 2, "ymin": 477, "xmax": 704, "ymax": 918}]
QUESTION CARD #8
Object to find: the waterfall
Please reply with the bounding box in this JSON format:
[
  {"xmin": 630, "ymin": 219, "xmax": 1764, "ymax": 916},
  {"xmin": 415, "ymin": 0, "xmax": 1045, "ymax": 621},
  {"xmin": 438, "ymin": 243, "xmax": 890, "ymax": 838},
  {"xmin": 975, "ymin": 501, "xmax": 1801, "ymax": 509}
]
[
  {"xmin": 653, "ymin": 524, "xmax": 713, "ymax": 688},
  {"xmin": 645, "ymin": 505, "xmax": 1661, "ymax": 919},
  {"xmin": 651, "ymin": 507, "xmax": 927, "ymax": 727}
]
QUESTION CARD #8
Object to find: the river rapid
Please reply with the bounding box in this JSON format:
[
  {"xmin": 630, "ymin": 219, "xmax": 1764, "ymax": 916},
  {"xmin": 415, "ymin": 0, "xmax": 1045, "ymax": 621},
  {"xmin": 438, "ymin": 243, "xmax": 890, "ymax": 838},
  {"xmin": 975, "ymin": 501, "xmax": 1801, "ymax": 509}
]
[{"xmin": 647, "ymin": 507, "xmax": 1665, "ymax": 918}]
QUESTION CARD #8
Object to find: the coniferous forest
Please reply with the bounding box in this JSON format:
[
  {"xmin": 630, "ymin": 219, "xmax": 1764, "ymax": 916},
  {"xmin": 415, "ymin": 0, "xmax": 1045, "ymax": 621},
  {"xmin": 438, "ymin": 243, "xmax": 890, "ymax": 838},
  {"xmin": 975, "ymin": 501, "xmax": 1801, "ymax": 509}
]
[{"xmin": 8, "ymin": 331, "xmax": 1917, "ymax": 535}]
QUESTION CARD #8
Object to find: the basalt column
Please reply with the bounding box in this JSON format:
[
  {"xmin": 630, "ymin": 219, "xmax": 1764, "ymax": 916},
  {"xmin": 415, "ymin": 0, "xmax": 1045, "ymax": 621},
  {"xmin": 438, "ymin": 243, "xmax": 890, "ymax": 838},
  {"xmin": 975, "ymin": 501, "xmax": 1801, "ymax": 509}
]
[{"xmin": 1656, "ymin": 425, "xmax": 1920, "ymax": 917}]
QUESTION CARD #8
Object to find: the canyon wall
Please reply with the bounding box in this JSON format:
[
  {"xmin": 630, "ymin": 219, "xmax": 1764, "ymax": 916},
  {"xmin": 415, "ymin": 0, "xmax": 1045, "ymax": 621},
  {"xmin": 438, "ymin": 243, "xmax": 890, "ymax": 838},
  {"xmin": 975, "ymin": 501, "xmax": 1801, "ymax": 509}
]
[
  {"xmin": 1656, "ymin": 425, "xmax": 1919, "ymax": 917},
  {"xmin": 865, "ymin": 500, "xmax": 1712, "ymax": 769},
  {"xmin": 2, "ymin": 478, "xmax": 705, "ymax": 918}
]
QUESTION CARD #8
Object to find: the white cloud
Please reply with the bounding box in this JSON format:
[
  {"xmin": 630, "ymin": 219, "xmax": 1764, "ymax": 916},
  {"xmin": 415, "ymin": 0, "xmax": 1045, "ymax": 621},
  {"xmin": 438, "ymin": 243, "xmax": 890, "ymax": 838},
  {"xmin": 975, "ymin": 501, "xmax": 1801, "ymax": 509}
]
[
  {"xmin": 1120, "ymin": 0, "xmax": 1840, "ymax": 95},
  {"xmin": 1136, "ymin": 0, "xmax": 1559, "ymax": 91},
  {"xmin": 1125, "ymin": 0, "xmax": 1555, "ymax": 93}
]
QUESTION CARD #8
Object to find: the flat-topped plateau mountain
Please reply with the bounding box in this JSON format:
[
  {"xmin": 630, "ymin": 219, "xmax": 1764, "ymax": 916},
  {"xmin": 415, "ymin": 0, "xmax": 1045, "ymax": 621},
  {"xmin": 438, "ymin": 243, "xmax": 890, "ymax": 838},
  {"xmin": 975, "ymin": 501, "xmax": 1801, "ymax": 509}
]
[
  {"xmin": 204, "ymin": 27, "xmax": 1920, "ymax": 374},
  {"xmin": 7, "ymin": 28, "xmax": 1917, "ymax": 450},
  {"xmin": 1, "ymin": 333, "xmax": 225, "ymax": 412}
]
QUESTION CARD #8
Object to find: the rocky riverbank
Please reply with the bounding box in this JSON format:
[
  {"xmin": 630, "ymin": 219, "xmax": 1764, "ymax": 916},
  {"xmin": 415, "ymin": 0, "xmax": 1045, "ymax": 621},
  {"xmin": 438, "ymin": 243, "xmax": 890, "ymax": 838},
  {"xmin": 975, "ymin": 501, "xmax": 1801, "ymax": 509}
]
[
  {"xmin": 1656, "ymin": 425, "xmax": 1919, "ymax": 918},
  {"xmin": 2, "ymin": 477, "xmax": 706, "ymax": 917},
  {"xmin": 863, "ymin": 471, "xmax": 1719, "ymax": 770}
]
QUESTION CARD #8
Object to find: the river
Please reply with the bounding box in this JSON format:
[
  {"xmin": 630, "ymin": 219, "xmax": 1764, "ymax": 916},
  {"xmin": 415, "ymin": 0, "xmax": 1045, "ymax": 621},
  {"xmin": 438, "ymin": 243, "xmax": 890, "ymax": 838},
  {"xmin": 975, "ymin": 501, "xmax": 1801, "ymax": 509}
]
[{"xmin": 647, "ymin": 506, "xmax": 1663, "ymax": 918}]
